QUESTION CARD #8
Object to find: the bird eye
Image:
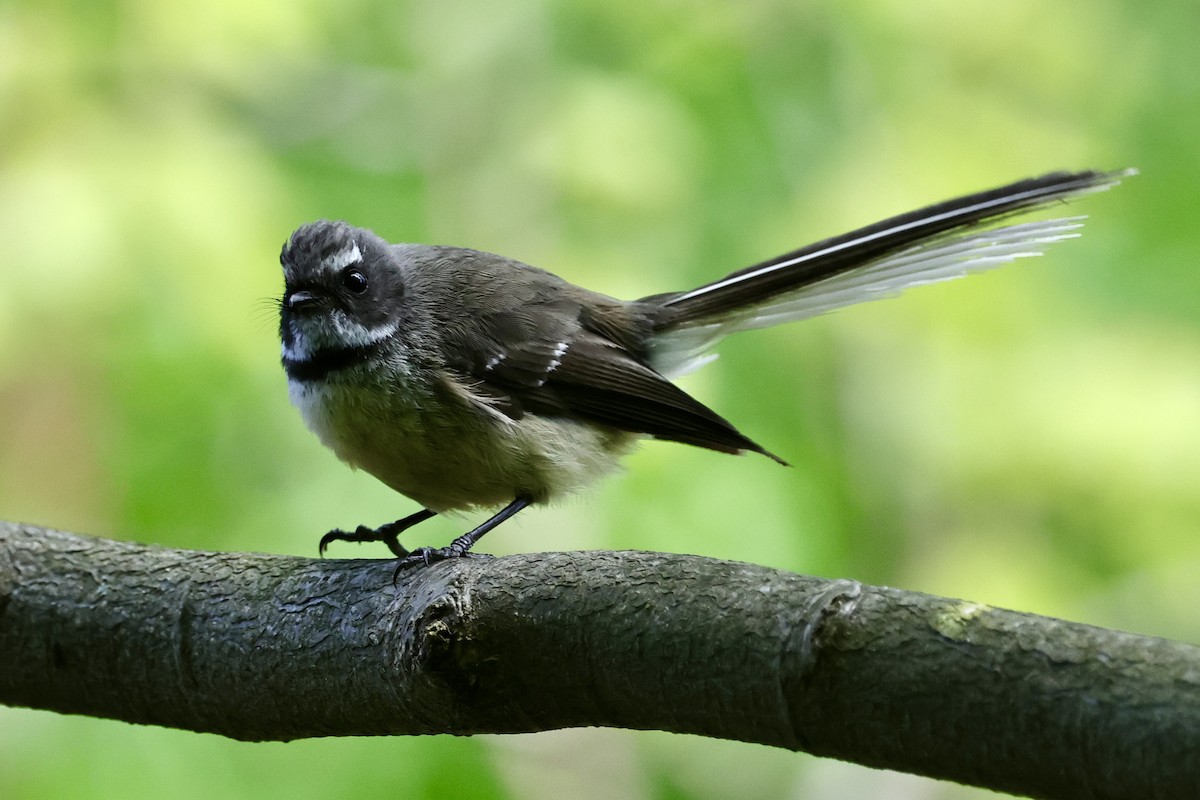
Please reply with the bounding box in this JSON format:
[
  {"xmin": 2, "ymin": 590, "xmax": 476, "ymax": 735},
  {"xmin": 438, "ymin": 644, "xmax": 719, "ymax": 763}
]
[{"xmin": 341, "ymin": 267, "xmax": 368, "ymax": 293}]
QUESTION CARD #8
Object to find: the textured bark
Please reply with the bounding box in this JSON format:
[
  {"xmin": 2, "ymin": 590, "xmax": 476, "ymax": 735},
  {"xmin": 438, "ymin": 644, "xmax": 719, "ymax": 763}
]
[{"xmin": 0, "ymin": 521, "xmax": 1197, "ymax": 799}]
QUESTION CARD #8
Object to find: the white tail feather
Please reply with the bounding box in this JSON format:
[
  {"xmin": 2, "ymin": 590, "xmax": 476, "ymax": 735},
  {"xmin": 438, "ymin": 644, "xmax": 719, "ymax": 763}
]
[{"xmin": 648, "ymin": 217, "xmax": 1086, "ymax": 378}]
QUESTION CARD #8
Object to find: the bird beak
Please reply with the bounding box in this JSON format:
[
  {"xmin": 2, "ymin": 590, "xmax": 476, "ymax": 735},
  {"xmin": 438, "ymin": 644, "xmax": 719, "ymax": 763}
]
[{"xmin": 285, "ymin": 289, "xmax": 320, "ymax": 310}]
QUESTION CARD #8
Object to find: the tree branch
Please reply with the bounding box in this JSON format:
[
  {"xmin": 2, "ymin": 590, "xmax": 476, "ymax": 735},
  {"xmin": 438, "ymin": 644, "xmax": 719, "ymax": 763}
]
[{"xmin": 1, "ymin": 521, "xmax": 1197, "ymax": 799}]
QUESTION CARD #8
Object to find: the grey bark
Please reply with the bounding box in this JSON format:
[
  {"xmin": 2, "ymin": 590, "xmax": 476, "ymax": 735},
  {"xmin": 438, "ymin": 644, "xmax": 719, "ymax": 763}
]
[{"xmin": 0, "ymin": 521, "xmax": 1197, "ymax": 799}]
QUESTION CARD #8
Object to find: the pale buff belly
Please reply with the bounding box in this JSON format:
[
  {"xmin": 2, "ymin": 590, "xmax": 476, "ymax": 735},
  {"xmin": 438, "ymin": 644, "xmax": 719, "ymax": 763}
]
[{"xmin": 288, "ymin": 375, "xmax": 639, "ymax": 513}]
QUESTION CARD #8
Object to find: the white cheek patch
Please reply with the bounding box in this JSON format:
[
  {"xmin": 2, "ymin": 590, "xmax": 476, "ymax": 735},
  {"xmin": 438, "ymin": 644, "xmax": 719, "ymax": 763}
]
[
  {"xmin": 329, "ymin": 310, "xmax": 400, "ymax": 349},
  {"xmin": 322, "ymin": 243, "xmax": 363, "ymax": 273},
  {"xmin": 282, "ymin": 311, "xmax": 400, "ymax": 365},
  {"xmin": 282, "ymin": 319, "xmax": 313, "ymax": 362},
  {"xmin": 281, "ymin": 340, "xmax": 308, "ymax": 363}
]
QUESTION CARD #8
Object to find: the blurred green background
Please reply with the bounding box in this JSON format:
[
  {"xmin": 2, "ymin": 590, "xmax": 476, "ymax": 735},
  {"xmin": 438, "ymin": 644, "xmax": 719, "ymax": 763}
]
[{"xmin": 1, "ymin": 0, "xmax": 1197, "ymax": 798}]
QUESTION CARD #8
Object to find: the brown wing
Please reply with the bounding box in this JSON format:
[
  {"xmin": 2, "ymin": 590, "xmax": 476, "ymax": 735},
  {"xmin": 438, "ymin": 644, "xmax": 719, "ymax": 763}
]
[{"xmin": 443, "ymin": 300, "xmax": 784, "ymax": 463}]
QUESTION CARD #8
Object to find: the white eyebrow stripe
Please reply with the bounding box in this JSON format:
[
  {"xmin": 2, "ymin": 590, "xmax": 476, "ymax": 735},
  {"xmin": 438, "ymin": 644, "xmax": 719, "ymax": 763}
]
[{"xmin": 322, "ymin": 243, "xmax": 363, "ymax": 272}]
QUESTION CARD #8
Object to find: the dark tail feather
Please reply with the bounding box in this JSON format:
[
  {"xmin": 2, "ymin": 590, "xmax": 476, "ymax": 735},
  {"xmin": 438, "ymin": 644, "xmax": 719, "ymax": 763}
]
[{"xmin": 657, "ymin": 169, "xmax": 1130, "ymax": 326}]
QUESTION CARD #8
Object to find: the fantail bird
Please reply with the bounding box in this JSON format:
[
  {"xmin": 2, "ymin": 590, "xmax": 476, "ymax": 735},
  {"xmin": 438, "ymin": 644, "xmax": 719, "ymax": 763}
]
[{"xmin": 279, "ymin": 168, "xmax": 1130, "ymax": 567}]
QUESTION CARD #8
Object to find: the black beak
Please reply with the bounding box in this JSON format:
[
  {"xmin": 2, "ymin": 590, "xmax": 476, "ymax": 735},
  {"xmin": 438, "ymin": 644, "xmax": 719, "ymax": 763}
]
[{"xmin": 285, "ymin": 289, "xmax": 320, "ymax": 310}]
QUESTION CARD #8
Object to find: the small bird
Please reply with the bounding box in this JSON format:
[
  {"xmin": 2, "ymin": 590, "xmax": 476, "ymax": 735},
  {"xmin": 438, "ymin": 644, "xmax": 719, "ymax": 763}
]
[{"xmin": 279, "ymin": 169, "xmax": 1129, "ymax": 567}]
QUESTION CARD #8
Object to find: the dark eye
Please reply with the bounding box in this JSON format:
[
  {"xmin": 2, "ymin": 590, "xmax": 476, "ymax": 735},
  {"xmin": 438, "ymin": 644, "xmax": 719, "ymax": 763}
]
[{"xmin": 340, "ymin": 267, "xmax": 368, "ymax": 293}]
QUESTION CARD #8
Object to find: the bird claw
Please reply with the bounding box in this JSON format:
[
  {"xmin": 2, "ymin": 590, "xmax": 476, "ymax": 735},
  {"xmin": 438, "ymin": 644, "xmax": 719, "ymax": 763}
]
[
  {"xmin": 318, "ymin": 525, "xmax": 408, "ymax": 558},
  {"xmin": 391, "ymin": 546, "xmax": 493, "ymax": 583}
]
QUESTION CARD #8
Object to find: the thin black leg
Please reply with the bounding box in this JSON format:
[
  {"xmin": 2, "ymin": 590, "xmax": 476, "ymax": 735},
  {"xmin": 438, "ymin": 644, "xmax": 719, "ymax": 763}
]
[
  {"xmin": 319, "ymin": 508, "xmax": 437, "ymax": 558},
  {"xmin": 393, "ymin": 495, "xmax": 533, "ymax": 575}
]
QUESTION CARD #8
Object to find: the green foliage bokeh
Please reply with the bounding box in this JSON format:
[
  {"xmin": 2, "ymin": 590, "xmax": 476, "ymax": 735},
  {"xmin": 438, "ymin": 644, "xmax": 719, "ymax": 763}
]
[{"xmin": 1, "ymin": 1, "xmax": 1197, "ymax": 798}]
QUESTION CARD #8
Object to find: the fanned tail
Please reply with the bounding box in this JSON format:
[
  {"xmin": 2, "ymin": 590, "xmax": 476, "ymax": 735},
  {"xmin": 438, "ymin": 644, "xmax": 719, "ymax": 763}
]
[{"xmin": 647, "ymin": 169, "xmax": 1133, "ymax": 377}]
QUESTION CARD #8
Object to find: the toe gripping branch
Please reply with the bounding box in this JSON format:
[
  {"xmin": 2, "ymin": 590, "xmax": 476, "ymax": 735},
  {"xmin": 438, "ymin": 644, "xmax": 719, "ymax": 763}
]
[
  {"xmin": 318, "ymin": 508, "xmax": 436, "ymax": 558},
  {"xmin": 316, "ymin": 496, "xmax": 534, "ymax": 577}
]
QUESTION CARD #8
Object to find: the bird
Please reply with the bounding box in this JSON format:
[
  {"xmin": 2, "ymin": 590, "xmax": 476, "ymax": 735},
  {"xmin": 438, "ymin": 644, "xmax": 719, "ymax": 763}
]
[{"xmin": 278, "ymin": 168, "xmax": 1130, "ymax": 568}]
